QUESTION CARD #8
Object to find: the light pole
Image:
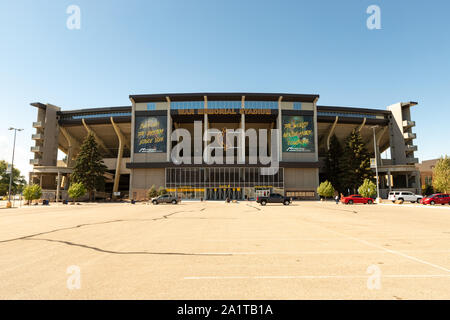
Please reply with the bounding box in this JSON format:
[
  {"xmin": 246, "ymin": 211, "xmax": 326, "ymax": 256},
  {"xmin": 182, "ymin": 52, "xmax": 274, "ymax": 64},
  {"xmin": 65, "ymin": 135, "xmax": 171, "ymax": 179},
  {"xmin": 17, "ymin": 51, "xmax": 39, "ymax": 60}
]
[
  {"xmin": 7, "ymin": 127, "xmax": 23, "ymax": 208},
  {"xmin": 370, "ymin": 125, "xmax": 381, "ymax": 203}
]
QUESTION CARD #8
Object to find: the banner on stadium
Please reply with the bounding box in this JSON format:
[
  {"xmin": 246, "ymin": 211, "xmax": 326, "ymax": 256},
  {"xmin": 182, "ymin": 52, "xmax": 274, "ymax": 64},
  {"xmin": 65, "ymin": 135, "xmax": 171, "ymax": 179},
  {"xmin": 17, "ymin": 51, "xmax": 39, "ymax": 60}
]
[{"xmin": 134, "ymin": 115, "xmax": 167, "ymax": 153}]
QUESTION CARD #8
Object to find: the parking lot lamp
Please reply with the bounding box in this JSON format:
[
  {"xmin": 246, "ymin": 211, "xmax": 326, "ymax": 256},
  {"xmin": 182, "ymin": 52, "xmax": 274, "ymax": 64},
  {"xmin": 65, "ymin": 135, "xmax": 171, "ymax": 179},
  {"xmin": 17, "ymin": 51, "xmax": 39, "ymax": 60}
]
[
  {"xmin": 7, "ymin": 127, "xmax": 23, "ymax": 208},
  {"xmin": 370, "ymin": 125, "xmax": 381, "ymax": 203}
]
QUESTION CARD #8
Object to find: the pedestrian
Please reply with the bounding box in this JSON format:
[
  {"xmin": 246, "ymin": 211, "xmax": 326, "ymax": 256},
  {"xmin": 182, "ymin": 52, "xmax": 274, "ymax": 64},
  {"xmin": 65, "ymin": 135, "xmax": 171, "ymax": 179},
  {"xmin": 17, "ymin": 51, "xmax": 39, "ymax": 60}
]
[{"xmin": 335, "ymin": 194, "xmax": 340, "ymax": 204}]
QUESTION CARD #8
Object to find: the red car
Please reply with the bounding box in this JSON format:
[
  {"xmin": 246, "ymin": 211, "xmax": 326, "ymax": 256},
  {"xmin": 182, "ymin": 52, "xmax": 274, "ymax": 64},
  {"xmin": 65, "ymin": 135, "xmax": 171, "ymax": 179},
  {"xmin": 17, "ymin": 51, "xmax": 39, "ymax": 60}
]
[
  {"xmin": 420, "ymin": 193, "xmax": 450, "ymax": 205},
  {"xmin": 341, "ymin": 194, "xmax": 374, "ymax": 205}
]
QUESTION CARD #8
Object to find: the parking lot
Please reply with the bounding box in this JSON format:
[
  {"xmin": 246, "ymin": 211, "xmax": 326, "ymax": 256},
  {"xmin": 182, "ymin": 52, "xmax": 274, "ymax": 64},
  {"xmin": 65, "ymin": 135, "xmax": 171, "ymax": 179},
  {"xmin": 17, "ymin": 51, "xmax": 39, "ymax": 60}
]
[{"xmin": 0, "ymin": 200, "xmax": 449, "ymax": 299}]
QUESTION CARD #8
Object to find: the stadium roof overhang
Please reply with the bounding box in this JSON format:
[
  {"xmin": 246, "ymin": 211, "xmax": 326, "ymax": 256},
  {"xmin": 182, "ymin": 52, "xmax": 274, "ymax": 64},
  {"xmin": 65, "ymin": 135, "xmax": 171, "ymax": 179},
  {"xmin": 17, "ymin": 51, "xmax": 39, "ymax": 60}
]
[{"xmin": 129, "ymin": 92, "xmax": 320, "ymax": 103}]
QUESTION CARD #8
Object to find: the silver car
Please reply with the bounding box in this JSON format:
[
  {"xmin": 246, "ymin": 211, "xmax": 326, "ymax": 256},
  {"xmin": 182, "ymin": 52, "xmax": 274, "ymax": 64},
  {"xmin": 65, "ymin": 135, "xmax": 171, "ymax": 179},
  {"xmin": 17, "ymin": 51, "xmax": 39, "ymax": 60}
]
[{"xmin": 151, "ymin": 194, "xmax": 179, "ymax": 205}]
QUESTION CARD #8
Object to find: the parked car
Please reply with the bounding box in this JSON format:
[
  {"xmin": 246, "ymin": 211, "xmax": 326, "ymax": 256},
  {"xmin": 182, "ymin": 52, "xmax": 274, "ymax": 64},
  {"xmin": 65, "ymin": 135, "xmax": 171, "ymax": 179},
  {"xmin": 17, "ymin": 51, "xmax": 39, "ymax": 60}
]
[
  {"xmin": 341, "ymin": 194, "xmax": 374, "ymax": 205},
  {"xmin": 388, "ymin": 191, "xmax": 423, "ymax": 203},
  {"xmin": 256, "ymin": 193, "xmax": 291, "ymax": 206},
  {"xmin": 151, "ymin": 194, "xmax": 179, "ymax": 205},
  {"xmin": 420, "ymin": 193, "xmax": 450, "ymax": 205}
]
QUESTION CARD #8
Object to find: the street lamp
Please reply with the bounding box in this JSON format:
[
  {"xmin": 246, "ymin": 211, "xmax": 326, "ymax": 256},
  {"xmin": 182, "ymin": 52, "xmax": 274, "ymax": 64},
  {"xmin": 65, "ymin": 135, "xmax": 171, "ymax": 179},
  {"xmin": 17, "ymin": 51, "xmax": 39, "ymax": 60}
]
[
  {"xmin": 370, "ymin": 125, "xmax": 381, "ymax": 203},
  {"xmin": 7, "ymin": 127, "xmax": 23, "ymax": 208}
]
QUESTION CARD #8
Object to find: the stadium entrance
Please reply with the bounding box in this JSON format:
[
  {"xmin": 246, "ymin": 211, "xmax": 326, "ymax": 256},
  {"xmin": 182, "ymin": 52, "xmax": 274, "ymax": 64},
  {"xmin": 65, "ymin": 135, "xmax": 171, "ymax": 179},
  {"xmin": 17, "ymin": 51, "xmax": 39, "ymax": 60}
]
[{"xmin": 165, "ymin": 167, "xmax": 284, "ymax": 200}]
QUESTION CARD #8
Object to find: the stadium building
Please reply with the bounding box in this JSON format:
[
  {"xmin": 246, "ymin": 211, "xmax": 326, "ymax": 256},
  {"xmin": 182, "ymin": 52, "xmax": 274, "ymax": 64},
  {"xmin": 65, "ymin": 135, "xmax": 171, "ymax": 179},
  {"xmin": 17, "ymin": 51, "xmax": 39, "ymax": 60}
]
[{"xmin": 29, "ymin": 93, "xmax": 420, "ymax": 201}]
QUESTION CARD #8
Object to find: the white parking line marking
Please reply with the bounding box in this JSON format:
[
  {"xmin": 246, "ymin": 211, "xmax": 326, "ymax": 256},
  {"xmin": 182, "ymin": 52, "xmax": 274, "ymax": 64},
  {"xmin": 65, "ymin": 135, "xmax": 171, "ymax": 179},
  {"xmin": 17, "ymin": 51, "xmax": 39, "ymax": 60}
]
[
  {"xmin": 379, "ymin": 203, "xmax": 450, "ymax": 210},
  {"xmin": 191, "ymin": 250, "xmax": 450, "ymax": 255},
  {"xmin": 307, "ymin": 224, "xmax": 450, "ymax": 273},
  {"xmin": 184, "ymin": 274, "xmax": 450, "ymax": 280},
  {"xmin": 204, "ymin": 236, "xmax": 450, "ymax": 241}
]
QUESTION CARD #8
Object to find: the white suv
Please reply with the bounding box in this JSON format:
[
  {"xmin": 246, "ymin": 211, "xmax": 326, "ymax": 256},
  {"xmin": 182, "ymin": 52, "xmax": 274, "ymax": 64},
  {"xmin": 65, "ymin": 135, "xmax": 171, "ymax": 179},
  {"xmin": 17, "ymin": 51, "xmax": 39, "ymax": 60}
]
[{"xmin": 388, "ymin": 191, "xmax": 422, "ymax": 203}]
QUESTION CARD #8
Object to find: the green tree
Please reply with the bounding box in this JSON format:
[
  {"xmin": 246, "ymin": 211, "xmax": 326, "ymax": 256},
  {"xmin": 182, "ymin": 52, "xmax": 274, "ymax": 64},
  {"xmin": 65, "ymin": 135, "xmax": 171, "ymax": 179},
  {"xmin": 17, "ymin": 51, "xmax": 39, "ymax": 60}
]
[
  {"xmin": 158, "ymin": 186, "xmax": 168, "ymax": 196},
  {"xmin": 23, "ymin": 184, "xmax": 42, "ymax": 205},
  {"xmin": 68, "ymin": 182, "xmax": 87, "ymax": 203},
  {"xmin": 147, "ymin": 185, "xmax": 158, "ymax": 199},
  {"xmin": 71, "ymin": 133, "xmax": 107, "ymax": 201},
  {"xmin": 422, "ymin": 184, "xmax": 434, "ymax": 196},
  {"xmin": 358, "ymin": 179, "xmax": 377, "ymax": 198},
  {"xmin": 325, "ymin": 135, "xmax": 344, "ymax": 193},
  {"xmin": 317, "ymin": 180, "xmax": 335, "ymax": 199},
  {"xmin": 340, "ymin": 129, "xmax": 373, "ymax": 193},
  {"xmin": 0, "ymin": 160, "xmax": 26, "ymax": 196},
  {"xmin": 432, "ymin": 155, "xmax": 450, "ymax": 193}
]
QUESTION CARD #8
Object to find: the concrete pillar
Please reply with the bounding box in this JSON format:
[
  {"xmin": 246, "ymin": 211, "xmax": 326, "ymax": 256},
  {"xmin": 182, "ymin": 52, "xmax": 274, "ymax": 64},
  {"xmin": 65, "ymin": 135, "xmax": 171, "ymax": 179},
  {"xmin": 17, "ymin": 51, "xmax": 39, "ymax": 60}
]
[
  {"xmin": 82, "ymin": 119, "xmax": 111, "ymax": 156},
  {"xmin": 327, "ymin": 116, "xmax": 339, "ymax": 150},
  {"xmin": 277, "ymin": 96, "xmax": 283, "ymax": 161},
  {"xmin": 111, "ymin": 118, "xmax": 124, "ymax": 196},
  {"xmin": 388, "ymin": 169, "xmax": 392, "ymax": 192},
  {"xmin": 240, "ymin": 112, "xmax": 245, "ymax": 163},
  {"xmin": 166, "ymin": 97, "xmax": 172, "ymax": 162},
  {"xmin": 60, "ymin": 127, "xmax": 77, "ymax": 167},
  {"xmin": 56, "ymin": 172, "xmax": 61, "ymax": 202},
  {"xmin": 204, "ymin": 96, "xmax": 209, "ymax": 164}
]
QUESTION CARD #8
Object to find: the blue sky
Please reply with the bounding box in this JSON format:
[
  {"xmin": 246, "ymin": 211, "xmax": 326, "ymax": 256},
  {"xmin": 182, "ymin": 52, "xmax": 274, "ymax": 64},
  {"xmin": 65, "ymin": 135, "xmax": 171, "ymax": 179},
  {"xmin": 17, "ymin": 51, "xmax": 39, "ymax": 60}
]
[{"xmin": 0, "ymin": 0, "xmax": 449, "ymax": 178}]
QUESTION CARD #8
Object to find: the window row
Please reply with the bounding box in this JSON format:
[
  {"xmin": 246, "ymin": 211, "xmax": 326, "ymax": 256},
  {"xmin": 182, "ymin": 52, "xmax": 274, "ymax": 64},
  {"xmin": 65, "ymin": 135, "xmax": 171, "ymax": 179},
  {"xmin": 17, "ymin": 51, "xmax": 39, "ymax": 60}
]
[{"xmin": 166, "ymin": 167, "xmax": 284, "ymax": 188}]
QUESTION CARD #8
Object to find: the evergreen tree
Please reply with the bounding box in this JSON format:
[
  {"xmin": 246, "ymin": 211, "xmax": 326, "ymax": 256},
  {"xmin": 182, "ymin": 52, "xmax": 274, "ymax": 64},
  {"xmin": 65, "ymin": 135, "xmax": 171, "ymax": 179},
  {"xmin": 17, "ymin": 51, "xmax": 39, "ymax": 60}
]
[
  {"xmin": 340, "ymin": 129, "xmax": 373, "ymax": 194},
  {"xmin": 71, "ymin": 133, "xmax": 107, "ymax": 201},
  {"xmin": 325, "ymin": 135, "xmax": 343, "ymax": 193},
  {"xmin": 432, "ymin": 155, "xmax": 450, "ymax": 193}
]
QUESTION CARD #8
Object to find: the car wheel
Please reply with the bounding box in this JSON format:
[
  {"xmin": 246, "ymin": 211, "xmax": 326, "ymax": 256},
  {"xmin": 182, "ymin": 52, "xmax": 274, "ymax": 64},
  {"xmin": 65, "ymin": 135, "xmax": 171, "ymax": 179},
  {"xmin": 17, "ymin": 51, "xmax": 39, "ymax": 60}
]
[
  {"xmin": 261, "ymin": 200, "xmax": 267, "ymax": 206},
  {"xmin": 172, "ymin": 199, "xmax": 177, "ymax": 204},
  {"xmin": 283, "ymin": 200, "xmax": 290, "ymax": 205},
  {"xmin": 392, "ymin": 200, "xmax": 395, "ymax": 203},
  {"xmin": 417, "ymin": 198, "xmax": 422, "ymax": 203},
  {"xmin": 430, "ymin": 200, "xmax": 435, "ymax": 205},
  {"xmin": 411, "ymin": 201, "xmax": 415, "ymax": 203},
  {"xmin": 348, "ymin": 200, "xmax": 353, "ymax": 205},
  {"xmin": 152, "ymin": 200, "xmax": 158, "ymax": 205},
  {"xmin": 398, "ymin": 198, "xmax": 404, "ymax": 202},
  {"xmin": 367, "ymin": 199, "xmax": 373, "ymax": 204}
]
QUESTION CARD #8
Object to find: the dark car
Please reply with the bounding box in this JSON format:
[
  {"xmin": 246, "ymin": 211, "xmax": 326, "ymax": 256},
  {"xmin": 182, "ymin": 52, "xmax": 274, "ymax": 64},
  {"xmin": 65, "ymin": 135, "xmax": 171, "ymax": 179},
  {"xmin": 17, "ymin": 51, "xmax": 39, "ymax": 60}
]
[
  {"xmin": 256, "ymin": 193, "xmax": 291, "ymax": 206},
  {"xmin": 420, "ymin": 193, "xmax": 450, "ymax": 205},
  {"xmin": 151, "ymin": 194, "xmax": 179, "ymax": 205}
]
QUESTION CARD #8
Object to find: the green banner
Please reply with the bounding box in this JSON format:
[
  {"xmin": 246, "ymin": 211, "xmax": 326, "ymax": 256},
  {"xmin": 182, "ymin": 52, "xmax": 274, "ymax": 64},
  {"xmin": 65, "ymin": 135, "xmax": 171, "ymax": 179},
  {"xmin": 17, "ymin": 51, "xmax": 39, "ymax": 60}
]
[{"xmin": 282, "ymin": 115, "xmax": 315, "ymax": 152}]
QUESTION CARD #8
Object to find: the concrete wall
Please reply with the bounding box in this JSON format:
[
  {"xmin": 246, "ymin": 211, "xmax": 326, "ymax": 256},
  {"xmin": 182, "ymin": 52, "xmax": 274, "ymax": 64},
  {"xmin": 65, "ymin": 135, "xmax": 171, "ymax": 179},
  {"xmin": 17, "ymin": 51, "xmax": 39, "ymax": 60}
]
[
  {"xmin": 284, "ymin": 168, "xmax": 319, "ymax": 191},
  {"xmin": 130, "ymin": 168, "xmax": 165, "ymax": 200},
  {"xmin": 34, "ymin": 104, "xmax": 60, "ymax": 167},
  {"xmin": 387, "ymin": 102, "xmax": 417, "ymax": 165},
  {"xmin": 103, "ymin": 157, "xmax": 131, "ymax": 173},
  {"xmin": 387, "ymin": 103, "xmax": 407, "ymax": 165}
]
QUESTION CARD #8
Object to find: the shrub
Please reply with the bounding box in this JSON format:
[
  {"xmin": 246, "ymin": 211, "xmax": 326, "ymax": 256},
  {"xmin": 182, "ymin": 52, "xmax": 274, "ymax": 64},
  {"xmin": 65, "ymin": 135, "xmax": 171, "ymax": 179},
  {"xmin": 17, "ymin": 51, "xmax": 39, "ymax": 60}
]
[
  {"xmin": 147, "ymin": 185, "xmax": 158, "ymax": 199},
  {"xmin": 358, "ymin": 179, "xmax": 377, "ymax": 198},
  {"xmin": 158, "ymin": 186, "xmax": 168, "ymax": 196},
  {"xmin": 317, "ymin": 181, "xmax": 335, "ymax": 199},
  {"xmin": 23, "ymin": 184, "xmax": 42, "ymax": 205},
  {"xmin": 68, "ymin": 182, "xmax": 87, "ymax": 203}
]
